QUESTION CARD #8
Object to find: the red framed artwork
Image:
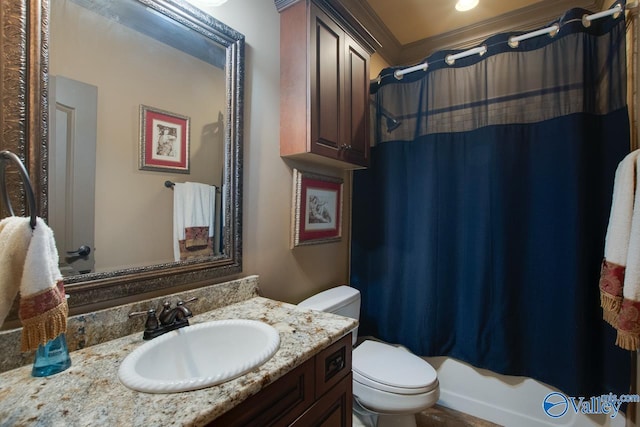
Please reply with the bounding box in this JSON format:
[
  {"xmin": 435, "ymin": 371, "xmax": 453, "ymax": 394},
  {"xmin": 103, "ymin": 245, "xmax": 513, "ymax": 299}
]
[
  {"xmin": 139, "ymin": 105, "xmax": 190, "ymax": 173},
  {"xmin": 291, "ymin": 169, "xmax": 343, "ymax": 247}
]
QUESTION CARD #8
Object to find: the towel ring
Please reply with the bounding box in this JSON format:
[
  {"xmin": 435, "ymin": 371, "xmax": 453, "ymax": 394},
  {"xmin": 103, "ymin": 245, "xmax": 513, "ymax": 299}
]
[{"xmin": 0, "ymin": 150, "xmax": 37, "ymax": 229}]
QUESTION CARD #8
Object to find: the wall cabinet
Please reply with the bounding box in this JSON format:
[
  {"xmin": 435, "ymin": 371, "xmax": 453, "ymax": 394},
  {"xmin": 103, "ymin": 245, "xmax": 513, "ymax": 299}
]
[
  {"xmin": 277, "ymin": 0, "xmax": 376, "ymax": 169},
  {"xmin": 210, "ymin": 334, "xmax": 353, "ymax": 426}
]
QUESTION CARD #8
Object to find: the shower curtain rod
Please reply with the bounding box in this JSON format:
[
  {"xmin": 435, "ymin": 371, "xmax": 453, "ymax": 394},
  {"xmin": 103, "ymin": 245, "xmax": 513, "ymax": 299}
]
[{"xmin": 385, "ymin": 2, "xmax": 635, "ymax": 81}]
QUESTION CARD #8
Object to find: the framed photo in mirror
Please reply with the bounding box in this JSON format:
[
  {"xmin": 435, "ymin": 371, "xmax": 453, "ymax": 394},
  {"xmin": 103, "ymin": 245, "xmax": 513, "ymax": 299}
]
[
  {"xmin": 139, "ymin": 104, "xmax": 190, "ymax": 173},
  {"xmin": 291, "ymin": 169, "xmax": 343, "ymax": 247}
]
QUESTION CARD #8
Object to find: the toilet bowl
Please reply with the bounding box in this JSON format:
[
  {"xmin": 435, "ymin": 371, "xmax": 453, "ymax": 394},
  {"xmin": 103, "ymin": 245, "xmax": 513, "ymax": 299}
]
[
  {"xmin": 298, "ymin": 286, "xmax": 440, "ymax": 427},
  {"xmin": 353, "ymin": 340, "xmax": 439, "ymax": 413}
]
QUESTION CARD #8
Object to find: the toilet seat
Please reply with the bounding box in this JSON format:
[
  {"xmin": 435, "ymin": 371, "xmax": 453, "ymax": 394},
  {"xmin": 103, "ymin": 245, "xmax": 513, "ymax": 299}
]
[
  {"xmin": 352, "ymin": 340, "xmax": 438, "ymax": 395},
  {"xmin": 353, "ymin": 378, "xmax": 440, "ymax": 414}
]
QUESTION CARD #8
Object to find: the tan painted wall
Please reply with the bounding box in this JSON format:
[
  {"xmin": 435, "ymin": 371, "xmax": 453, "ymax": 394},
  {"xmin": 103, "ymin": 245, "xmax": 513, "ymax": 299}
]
[
  {"xmin": 370, "ymin": 53, "xmax": 391, "ymax": 80},
  {"xmin": 207, "ymin": 0, "xmax": 351, "ymax": 304}
]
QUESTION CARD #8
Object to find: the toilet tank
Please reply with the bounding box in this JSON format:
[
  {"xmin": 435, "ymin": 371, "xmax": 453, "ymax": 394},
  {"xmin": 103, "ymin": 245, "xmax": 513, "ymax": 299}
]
[{"xmin": 298, "ymin": 286, "xmax": 360, "ymax": 344}]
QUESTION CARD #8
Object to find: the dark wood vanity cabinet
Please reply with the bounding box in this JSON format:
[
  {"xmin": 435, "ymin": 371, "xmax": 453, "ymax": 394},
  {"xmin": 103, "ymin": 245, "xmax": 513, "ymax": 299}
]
[
  {"xmin": 210, "ymin": 334, "xmax": 352, "ymax": 427},
  {"xmin": 278, "ymin": 0, "xmax": 375, "ymax": 169}
]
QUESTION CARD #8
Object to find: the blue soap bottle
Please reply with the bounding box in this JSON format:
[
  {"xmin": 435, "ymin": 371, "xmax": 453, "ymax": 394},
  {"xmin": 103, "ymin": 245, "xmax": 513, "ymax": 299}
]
[{"xmin": 31, "ymin": 333, "xmax": 72, "ymax": 377}]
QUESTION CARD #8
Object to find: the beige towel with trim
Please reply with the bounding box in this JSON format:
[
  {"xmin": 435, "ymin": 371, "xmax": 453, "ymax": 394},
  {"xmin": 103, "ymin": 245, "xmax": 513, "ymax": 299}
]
[
  {"xmin": 599, "ymin": 150, "xmax": 639, "ymax": 325},
  {"xmin": 0, "ymin": 216, "xmax": 67, "ymax": 352},
  {"xmin": 0, "ymin": 217, "xmax": 33, "ymax": 324},
  {"xmin": 616, "ymin": 154, "xmax": 640, "ymax": 350}
]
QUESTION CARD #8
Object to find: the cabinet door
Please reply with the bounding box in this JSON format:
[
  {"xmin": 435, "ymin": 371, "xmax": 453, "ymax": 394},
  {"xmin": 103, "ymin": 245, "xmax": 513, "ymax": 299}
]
[
  {"xmin": 343, "ymin": 35, "xmax": 369, "ymax": 167},
  {"xmin": 292, "ymin": 373, "xmax": 353, "ymax": 427},
  {"xmin": 208, "ymin": 360, "xmax": 315, "ymax": 427},
  {"xmin": 309, "ymin": 3, "xmax": 344, "ymax": 158}
]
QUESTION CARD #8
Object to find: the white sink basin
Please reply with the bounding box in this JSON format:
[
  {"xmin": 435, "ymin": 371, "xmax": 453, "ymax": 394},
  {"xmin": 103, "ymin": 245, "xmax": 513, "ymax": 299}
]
[{"xmin": 118, "ymin": 319, "xmax": 280, "ymax": 393}]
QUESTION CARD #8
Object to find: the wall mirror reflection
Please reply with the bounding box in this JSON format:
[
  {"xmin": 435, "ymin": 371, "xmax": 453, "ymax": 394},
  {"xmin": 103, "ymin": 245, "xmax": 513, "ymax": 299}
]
[
  {"xmin": 3, "ymin": 0, "xmax": 245, "ymax": 308},
  {"xmin": 50, "ymin": 0, "xmax": 231, "ymax": 276}
]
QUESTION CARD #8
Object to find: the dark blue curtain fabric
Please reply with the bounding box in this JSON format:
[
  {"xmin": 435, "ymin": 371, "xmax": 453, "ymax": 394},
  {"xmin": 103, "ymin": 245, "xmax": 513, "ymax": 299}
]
[
  {"xmin": 351, "ymin": 111, "xmax": 630, "ymax": 396},
  {"xmin": 351, "ymin": 5, "xmax": 631, "ymax": 397}
]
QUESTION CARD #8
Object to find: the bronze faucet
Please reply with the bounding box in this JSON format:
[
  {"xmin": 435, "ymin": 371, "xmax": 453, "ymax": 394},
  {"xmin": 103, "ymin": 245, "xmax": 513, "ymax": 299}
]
[{"xmin": 129, "ymin": 297, "xmax": 198, "ymax": 340}]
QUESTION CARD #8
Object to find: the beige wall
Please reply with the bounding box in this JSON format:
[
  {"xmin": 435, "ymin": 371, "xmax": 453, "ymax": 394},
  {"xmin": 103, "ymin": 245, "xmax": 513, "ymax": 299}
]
[
  {"xmin": 173, "ymin": 0, "xmax": 351, "ymax": 303},
  {"xmin": 370, "ymin": 53, "xmax": 391, "ymax": 80}
]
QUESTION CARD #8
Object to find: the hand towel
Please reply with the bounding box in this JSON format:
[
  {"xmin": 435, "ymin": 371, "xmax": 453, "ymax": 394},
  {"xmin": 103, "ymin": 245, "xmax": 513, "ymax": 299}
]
[
  {"xmin": 0, "ymin": 217, "xmax": 33, "ymax": 324},
  {"xmin": 173, "ymin": 182, "xmax": 216, "ymax": 261},
  {"xmin": 599, "ymin": 150, "xmax": 639, "ymax": 325},
  {"xmin": 0, "ymin": 216, "xmax": 67, "ymax": 352},
  {"xmin": 19, "ymin": 217, "xmax": 67, "ymax": 352},
  {"xmin": 615, "ymin": 153, "xmax": 640, "ymax": 350}
]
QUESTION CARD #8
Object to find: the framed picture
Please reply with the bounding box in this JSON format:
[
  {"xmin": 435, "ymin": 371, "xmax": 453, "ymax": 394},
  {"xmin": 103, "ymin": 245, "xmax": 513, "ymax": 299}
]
[
  {"xmin": 292, "ymin": 169, "xmax": 343, "ymax": 247},
  {"xmin": 139, "ymin": 105, "xmax": 190, "ymax": 173}
]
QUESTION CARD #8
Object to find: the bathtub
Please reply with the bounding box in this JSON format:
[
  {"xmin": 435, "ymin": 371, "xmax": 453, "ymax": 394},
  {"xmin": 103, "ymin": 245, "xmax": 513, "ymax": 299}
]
[{"xmin": 426, "ymin": 356, "xmax": 629, "ymax": 427}]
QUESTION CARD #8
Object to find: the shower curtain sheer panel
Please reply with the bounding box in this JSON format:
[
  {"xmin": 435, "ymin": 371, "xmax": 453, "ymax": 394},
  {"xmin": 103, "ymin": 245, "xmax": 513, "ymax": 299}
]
[{"xmin": 351, "ymin": 5, "xmax": 631, "ymax": 397}]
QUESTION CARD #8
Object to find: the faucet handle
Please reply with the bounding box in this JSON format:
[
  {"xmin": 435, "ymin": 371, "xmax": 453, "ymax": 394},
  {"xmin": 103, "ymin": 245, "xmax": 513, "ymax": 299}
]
[
  {"xmin": 178, "ymin": 297, "xmax": 198, "ymax": 305},
  {"xmin": 128, "ymin": 309, "xmax": 159, "ymax": 331}
]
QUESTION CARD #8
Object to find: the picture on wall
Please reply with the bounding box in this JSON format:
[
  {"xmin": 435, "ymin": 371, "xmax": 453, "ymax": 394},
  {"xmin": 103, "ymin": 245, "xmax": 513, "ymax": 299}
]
[
  {"xmin": 291, "ymin": 169, "xmax": 343, "ymax": 247},
  {"xmin": 139, "ymin": 104, "xmax": 190, "ymax": 173}
]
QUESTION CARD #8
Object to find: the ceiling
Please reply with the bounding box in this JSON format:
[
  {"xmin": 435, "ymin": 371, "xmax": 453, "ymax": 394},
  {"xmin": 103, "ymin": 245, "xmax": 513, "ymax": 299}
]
[
  {"xmin": 339, "ymin": 0, "xmax": 607, "ymax": 65},
  {"xmin": 365, "ymin": 0, "xmax": 544, "ymax": 45}
]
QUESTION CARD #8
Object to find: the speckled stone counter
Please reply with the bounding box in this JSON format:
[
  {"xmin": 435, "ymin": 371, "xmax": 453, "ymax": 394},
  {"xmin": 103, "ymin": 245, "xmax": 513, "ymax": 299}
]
[
  {"xmin": 0, "ymin": 276, "xmax": 261, "ymax": 373},
  {"xmin": 0, "ymin": 295, "xmax": 357, "ymax": 426}
]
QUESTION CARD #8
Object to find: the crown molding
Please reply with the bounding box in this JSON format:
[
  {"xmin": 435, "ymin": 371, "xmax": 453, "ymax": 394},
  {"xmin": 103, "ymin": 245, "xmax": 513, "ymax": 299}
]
[
  {"xmin": 274, "ymin": 0, "xmax": 299, "ymax": 12},
  {"xmin": 274, "ymin": 0, "xmax": 381, "ymax": 54},
  {"xmin": 333, "ymin": 0, "xmax": 605, "ymax": 67},
  {"xmin": 335, "ymin": 0, "xmax": 403, "ymax": 65}
]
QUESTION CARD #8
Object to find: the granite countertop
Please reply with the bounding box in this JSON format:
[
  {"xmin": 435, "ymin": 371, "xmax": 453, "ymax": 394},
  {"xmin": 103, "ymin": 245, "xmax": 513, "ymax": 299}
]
[{"xmin": 0, "ymin": 296, "xmax": 357, "ymax": 427}]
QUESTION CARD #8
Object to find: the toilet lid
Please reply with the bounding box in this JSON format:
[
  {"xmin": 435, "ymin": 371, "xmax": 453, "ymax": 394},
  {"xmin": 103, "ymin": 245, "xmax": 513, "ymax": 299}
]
[{"xmin": 352, "ymin": 340, "xmax": 438, "ymax": 395}]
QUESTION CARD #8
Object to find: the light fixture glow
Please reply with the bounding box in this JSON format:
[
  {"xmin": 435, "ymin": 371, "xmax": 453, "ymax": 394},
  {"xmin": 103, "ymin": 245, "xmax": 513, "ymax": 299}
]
[{"xmin": 455, "ymin": 0, "xmax": 479, "ymax": 12}]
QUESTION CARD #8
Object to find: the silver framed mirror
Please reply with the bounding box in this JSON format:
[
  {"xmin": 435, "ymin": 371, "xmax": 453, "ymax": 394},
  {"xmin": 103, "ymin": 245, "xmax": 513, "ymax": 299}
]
[{"xmin": 0, "ymin": 0, "xmax": 243, "ymax": 312}]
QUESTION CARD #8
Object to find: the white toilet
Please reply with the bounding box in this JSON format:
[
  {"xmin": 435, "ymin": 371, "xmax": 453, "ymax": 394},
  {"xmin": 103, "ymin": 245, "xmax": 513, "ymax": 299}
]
[{"xmin": 299, "ymin": 285, "xmax": 439, "ymax": 427}]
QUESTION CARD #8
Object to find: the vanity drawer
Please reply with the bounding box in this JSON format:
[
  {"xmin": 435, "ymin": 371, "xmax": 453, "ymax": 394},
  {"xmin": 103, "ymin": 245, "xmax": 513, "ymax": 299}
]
[{"xmin": 314, "ymin": 334, "xmax": 352, "ymax": 398}]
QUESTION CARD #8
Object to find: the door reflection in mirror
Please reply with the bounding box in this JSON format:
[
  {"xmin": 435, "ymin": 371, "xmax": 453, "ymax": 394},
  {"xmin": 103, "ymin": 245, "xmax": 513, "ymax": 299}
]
[{"xmin": 49, "ymin": 76, "xmax": 97, "ymax": 275}]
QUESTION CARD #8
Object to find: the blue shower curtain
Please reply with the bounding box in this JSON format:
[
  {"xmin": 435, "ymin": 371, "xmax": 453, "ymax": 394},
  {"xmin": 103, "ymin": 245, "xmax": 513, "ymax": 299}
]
[{"xmin": 351, "ymin": 5, "xmax": 631, "ymax": 397}]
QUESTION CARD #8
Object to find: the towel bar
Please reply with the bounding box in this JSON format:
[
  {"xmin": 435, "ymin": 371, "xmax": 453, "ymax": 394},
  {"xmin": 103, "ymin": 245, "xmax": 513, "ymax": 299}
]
[
  {"xmin": 164, "ymin": 180, "xmax": 221, "ymax": 193},
  {"xmin": 0, "ymin": 150, "xmax": 37, "ymax": 229}
]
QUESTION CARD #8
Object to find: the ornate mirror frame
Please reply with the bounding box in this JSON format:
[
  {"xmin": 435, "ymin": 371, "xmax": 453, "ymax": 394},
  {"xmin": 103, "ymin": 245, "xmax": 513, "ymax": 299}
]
[{"xmin": 0, "ymin": 0, "xmax": 243, "ymax": 311}]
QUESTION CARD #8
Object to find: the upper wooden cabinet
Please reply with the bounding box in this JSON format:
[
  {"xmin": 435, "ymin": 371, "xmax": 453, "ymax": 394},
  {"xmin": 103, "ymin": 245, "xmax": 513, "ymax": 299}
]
[{"xmin": 277, "ymin": 0, "xmax": 378, "ymax": 169}]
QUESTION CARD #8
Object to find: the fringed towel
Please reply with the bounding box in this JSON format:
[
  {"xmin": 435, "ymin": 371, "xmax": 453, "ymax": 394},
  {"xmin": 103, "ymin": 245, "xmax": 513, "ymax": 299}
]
[
  {"xmin": 615, "ymin": 153, "xmax": 640, "ymax": 350},
  {"xmin": 173, "ymin": 182, "xmax": 216, "ymax": 261},
  {"xmin": 599, "ymin": 151, "xmax": 639, "ymax": 325},
  {"xmin": 0, "ymin": 217, "xmax": 33, "ymax": 324},
  {"xmin": 0, "ymin": 217, "xmax": 67, "ymax": 352}
]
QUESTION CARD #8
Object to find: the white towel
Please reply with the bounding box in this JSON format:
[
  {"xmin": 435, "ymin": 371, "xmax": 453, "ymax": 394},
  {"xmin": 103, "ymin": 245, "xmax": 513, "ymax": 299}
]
[
  {"xmin": 599, "ymin": 150, "xmax": 639, "ymax": 324},
  {"xmin": 615, "ymin": 154, "xmax": 640, "ymax": 350},
  {"xmin": 0, "ymin": 216, "xmax": 67, "ymax": 352},
  {"xmin": 604, "ymin": 150, "xmax": 639, "ymax": 265},
  {"xmin": 173, "ymin": 182, "xmax": 216, "ymax": 261}
]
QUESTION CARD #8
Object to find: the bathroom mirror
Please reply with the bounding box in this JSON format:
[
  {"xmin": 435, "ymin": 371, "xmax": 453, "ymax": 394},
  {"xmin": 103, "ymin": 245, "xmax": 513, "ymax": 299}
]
[{"xmin": 0, "ymin": 0, "xmax": 243, "ymax": 309}]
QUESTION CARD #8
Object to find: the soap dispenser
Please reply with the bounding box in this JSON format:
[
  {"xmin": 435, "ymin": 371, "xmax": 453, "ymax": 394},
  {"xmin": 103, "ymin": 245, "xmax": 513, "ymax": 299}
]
[{"xmin": 31, "ymin": 333, "xmax": 72, "ymax": 377}]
